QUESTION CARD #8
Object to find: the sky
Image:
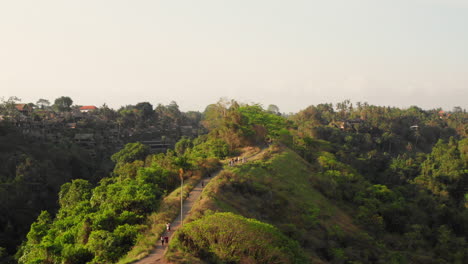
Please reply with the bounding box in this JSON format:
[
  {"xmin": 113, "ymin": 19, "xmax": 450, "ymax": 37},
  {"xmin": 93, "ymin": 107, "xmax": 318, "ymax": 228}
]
[{"xmin": 1, "ymin": 0, "xmax": 467, "ymax": 113}]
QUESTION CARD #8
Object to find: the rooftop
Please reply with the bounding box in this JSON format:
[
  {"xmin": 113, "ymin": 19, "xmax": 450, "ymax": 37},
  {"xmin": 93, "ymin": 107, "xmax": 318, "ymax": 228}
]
[{"xmin": 79, "ymin": 105, "xmax": 98, "ymax": 110}]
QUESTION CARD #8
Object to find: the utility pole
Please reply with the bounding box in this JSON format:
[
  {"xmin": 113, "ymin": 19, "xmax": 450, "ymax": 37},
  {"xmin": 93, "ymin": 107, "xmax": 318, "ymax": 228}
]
[{"xmin": 179, "ymin": 168, "xmax": 184, "ymax": 226}]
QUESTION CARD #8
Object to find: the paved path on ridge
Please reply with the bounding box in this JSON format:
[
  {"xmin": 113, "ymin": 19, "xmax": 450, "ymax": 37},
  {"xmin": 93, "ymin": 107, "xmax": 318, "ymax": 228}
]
[
  {"xmin": 133, "ymin": 147, "xmax": 266, "ymax": 264},
  {"xmin": 133, "ymin": 171, "xmax": 218, "ymax": 264}
]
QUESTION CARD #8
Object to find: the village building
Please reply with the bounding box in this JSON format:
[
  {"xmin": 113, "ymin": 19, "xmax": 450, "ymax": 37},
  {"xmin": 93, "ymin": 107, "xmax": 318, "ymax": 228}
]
[
  {"xmin": 79, "ymin": 105, "xmax": 98, "ymax": 113},
  {"xmin": 438, "ymin": 110, "xmax": 451, "ymax": 119},
  {"xmin": 140, "ymin": 137, "xmax": 173, "ymax": 153},
  {"xmin": 15, "ymin": 104, "xmax": 33, "ymax": 114},
  {"xmin": 330, "ymin": 119, "xmax": 365, "ymax": 131}
]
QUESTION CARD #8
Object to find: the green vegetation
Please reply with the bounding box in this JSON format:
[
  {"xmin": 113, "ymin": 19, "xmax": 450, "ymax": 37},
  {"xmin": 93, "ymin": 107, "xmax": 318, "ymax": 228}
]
[
  {"xmin": 185, "ymin": 147, "xmax": 376, "ymax": 263},
  {"xmin": 53, "ymin": 96, "xmax": 73, "ymax": 112},
  {"xmin": 18, "ymin": 168, "xmax": 160, "ymax": 263},
  {"xmin": 0, "ymin": 123, "xmax": 109, "ymax": 264},
  {"xmin": 169, "ymin": 100, "xmax": 468, "ymax": 263},
  {"xmin": 3, "ymin": 98, "xmax": 467, "ymax": 263},
  {"xmin": 0, "ymin": 96, "xmax": 205, "ymax": 262},
  {"xmin": 16, "ymin": 138, "xmax": 223, "ymax": 264},
  {"xmin": 116, "ymin": 178, "xmax": 196, "ymax": 264},
  {"xmin": 201, "ymin": 99, "xmax": 288, "ymax": 150},
  {"xmin": 167, "ymin": 212, "xmax": 307, "ymax": 264}
]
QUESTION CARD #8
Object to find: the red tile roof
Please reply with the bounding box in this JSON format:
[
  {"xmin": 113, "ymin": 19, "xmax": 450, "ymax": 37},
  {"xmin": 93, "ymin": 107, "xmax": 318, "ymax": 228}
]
[
  {"xmin": 15, "ymin": 104, "xmax": 27, "ymax": 111},
  {"xmin": 79, "ymin": 106, "xmax": 98, "ymax": 110}
]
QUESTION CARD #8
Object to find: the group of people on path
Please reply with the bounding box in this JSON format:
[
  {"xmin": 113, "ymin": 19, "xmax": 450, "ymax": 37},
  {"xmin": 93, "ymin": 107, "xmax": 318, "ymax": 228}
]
[
  {"xmin": 160, "ymin": 222, "xmax": 171, "ymax": 246},
  {"xmin": 229, "ymin": 156, "xmax": 246, "ymax": 166},
  {"xmin": 158, "ymin": 169, "xmax": 219, "ymax": 248}
]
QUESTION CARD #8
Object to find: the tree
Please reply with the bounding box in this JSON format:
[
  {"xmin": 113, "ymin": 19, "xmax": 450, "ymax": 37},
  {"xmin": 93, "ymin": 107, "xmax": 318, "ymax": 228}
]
[
  {"xmin": 184, "ymin": 111, "xmax": 202, "ymax": 127},
  {"xmin": 0, "ymin": 96, "xmax": 21, "ymax": 121},
  {"xmin": 415, "ymin": 138, "xmax": 466, "ymax": 203},
  {"xmin": 452, "ymin": 106, "xmax": 463, "ymax": 113},
  {"xmin": 53, "ymin": 96, "xmax": 73, "ymax": 112},
  {"xmin": 58, "ymin": 180, "xmax": 93, "ymax": 209},
  {"xmin": 111, "ymin": 143, "xmax": 149, "ymax": 164},
  {"xmin": 267, "ymin": 104, "xmax": 280, "ymax": 115},
  {"xmin": 336, "ymin": 99, "xmax": 352, "ymax": 120},
  {"xmin": 155, "ymin": 102, "xmax": 183, "ymax": 133},
  {"xmin": 25, "ymin": 211, "xmax": 52, "ymax": 244},
  {"xmin": 175, "ymin": 137, "xmax": 193, "ymax": 156},
  {"xmin": 36, "ymin": 99, "xmax": 50, "ymax": 110},
  {"xmin": 97, "ymin": 103, "xmax": 117, "ymax": 121},
  {"xmin": 117, "ymin": 106, "xmax": 137, "ymax": 128},
  {"xmin": 238, "ymin": 104, "xmax": 287, "ymax": 139},
  {"xmin": 135, "ymin": 102, "xmax": 153, "ymax": 122}
]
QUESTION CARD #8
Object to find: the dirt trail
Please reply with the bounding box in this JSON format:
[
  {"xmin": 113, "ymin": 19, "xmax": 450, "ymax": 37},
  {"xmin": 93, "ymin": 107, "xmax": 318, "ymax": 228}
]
[{"xmin": 133, "ymin": 147, "xmax": 266, "ymax": 264}]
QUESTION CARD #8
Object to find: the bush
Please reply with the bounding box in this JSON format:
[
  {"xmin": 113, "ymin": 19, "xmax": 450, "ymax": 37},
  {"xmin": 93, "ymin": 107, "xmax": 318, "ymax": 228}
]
[
  {"xmin": 111, "ymin": 143, "xmax": 149, "ymax": 164},
  {"xmin": 168, "ymin": 212, "xmax": 307, "ymax": 264},
  {"xmin": 62, "ymin": 245, "xmax": 93, "ymax": 264}
]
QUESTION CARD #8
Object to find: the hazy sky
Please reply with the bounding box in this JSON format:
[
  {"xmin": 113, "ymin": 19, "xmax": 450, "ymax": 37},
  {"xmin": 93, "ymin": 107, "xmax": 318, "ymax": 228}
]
[{"xmin": 1, "ymin": 0, "xmax": 467, "ymax": 112}]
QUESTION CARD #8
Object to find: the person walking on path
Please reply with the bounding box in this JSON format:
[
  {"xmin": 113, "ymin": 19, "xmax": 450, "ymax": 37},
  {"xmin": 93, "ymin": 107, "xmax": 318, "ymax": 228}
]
[
  {"xmin": 164, "ymin": 235, "xmax": 169, "ymax": 244},
  {"xmin": 166, "ymin": 223, "xmax": 171, "ymax": 232},
  {"xmin": 133, "ymin": 148, "xmax": 266, "ymax": 264},
  {"xmin": 160, "ymin": 236, "xmax": 165, "ymax": 246}
]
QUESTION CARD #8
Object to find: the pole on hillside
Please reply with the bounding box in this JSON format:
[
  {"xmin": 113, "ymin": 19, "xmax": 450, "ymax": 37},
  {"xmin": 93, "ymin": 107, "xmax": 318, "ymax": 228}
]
[{"xmin": 179, "ymin": 168, "xmax": 184, "ymax": 226}]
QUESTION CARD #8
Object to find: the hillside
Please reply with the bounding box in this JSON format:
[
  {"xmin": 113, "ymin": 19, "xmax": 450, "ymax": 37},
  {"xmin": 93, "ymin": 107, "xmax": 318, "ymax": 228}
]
[
  {"xmin": 0, "ymin": 98, "xmax": 203, "ymax": 263},
  {"xmin": 168, "ymin": 143, "xmax": 467, "ymax": 263},
  {"xmin": 168, "ymin": 146, "xmax": 377, "ymax": 263},
  {"xmin": 0, "ymin": 122, "xmax": 114, "ymax": 263},
  {"xmin": 12, "ymin": 99, "xmax": 468, "ymax": 264}
]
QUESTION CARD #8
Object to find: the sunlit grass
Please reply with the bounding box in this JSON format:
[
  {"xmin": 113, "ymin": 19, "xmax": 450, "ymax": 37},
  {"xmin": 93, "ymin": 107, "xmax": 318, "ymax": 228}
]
[{"xmin": 180, "ymin": 145, "xmax": 361, "ymax": 262}]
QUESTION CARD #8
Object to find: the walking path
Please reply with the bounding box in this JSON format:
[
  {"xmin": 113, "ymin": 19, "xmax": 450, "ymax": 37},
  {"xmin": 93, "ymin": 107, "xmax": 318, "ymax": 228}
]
[
  {"xmin": 133, "ymin": 147, "xmax": 266, "ymax": 264},
  {"xmin": 134, "ymin": 172, "xmax": 217, "ymax": 264}
]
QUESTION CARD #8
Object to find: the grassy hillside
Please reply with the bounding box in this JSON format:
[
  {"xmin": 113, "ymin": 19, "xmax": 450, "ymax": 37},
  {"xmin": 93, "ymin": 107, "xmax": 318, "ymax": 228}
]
[
  {"xmin": 168, "ymin": 212, "xmax": 307, "ymax": 264},
  {"xmin": 168, "ymin": 145, "xmax": 393, "ymax": 263}
]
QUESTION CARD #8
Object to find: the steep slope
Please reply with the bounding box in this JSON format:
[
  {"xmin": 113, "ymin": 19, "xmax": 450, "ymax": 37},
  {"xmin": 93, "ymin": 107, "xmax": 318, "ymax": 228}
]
[{"xmin": 168, "ymin": 145, "xmax": 386, "ymax": 263}]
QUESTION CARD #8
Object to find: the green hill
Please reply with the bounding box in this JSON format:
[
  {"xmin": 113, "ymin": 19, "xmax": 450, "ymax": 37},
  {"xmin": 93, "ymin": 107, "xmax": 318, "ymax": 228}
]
[
  {"xmin": 13, "ymin": 100, "xmax": 468, "ymax": 264},
  {"xmin": 168, "ymin": 142, "xmax": 467, "ymax": 263},
  {"xmin": 168, "ymin": 146, "xmax": 380, "ymax": 263}
]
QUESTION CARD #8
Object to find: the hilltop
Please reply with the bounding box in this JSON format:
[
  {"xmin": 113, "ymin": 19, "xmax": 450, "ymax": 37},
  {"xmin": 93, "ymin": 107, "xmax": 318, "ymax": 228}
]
[
  {"xmin": 168, "ymin": 142, "xmax": 467, "ymax": 263},
  {"xmin": 167, "ymin": 145, "xmax": 376, "ymax": 263}
]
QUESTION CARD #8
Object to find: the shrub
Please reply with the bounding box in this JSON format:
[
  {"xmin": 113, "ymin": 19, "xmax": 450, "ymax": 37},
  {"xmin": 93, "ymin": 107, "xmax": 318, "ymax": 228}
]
[{"xmin": 168, "ymin": 212, "xmax": 307, "ymax": 264}]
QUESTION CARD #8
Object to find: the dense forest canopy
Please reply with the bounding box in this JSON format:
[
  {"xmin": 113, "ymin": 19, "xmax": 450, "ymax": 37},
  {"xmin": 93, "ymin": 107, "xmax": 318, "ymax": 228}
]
[{"xmin": 0, "ymin": 96, "xmax": 467, "ymax": 263}]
